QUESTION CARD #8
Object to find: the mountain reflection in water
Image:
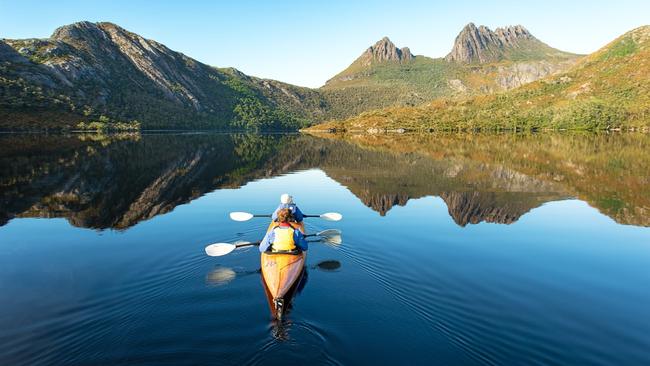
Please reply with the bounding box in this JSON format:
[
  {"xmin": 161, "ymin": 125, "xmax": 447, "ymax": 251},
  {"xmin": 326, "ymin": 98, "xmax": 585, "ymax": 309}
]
[{"xmin": 1, "ymin": 132, "xmax": 648, "ymax": 229}]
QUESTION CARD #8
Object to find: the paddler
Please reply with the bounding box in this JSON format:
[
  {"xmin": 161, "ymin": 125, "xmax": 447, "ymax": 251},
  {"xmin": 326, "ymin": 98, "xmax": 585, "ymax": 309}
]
[
  {"xmin": 260, "ymin": 208, "xmax": 308, "ymax": 253},
  {"xmin": 272, "ymin": 194, "xmax": 304, "ymax": 224}
]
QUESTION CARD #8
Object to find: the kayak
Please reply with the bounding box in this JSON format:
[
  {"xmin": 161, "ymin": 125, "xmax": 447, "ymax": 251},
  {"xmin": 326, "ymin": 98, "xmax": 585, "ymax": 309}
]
[{"xmin": 261, "ymin": 221, "xmax": 306, "ymax": 319}]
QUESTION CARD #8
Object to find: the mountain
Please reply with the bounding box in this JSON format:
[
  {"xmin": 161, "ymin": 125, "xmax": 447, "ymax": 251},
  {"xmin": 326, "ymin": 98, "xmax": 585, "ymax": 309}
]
[
  {"xmin": 327, "ymin": 37, "xmax": 414, "ymax": 83},
  {"xmin": 357, "ymin": 36, "xmax": 414, "ymax": 65},
  {"xmin": 311, "ymin": 25, "xmax": 650, "ymax": 132},
  {"xmin": 0, "ymin": 21, "xmax": 616, "ymax": 131},
  {"xmin": 445, "ymin": 23, "xmax": 573, "ymax": 63},
  {"xmin": 320, "ymin": 23, "xmax": 580, "ymax": 120},
  {"xmin": 0, "ymin": 21, "xmax": 326, "ymax": 130}
]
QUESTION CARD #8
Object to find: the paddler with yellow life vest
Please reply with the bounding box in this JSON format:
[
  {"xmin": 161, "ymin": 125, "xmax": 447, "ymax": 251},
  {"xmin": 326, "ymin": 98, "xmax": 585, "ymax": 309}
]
[{"xmin": 259, "ymin": 208, "xmax": 308, "ymax": 253}]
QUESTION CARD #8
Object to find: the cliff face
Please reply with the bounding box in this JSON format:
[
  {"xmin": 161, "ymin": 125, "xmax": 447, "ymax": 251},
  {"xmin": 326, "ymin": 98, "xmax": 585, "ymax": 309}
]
[
  {"xmin": 357, "ymin": 37, "xmax": 414, "ymax": 66},
  {"xmin": 0, "ymin": 21, "xmax": 326, "ymax": 130},
  {"xmin": 445, "ymin": 23, "xmax": 576, "ymax": 63}
]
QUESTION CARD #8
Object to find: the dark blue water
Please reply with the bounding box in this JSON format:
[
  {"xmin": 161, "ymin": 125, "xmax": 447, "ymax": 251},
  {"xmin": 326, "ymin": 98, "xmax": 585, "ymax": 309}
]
[{"xmin": 1, "ymin": 133, "xmax": 649, "ymax": 365}]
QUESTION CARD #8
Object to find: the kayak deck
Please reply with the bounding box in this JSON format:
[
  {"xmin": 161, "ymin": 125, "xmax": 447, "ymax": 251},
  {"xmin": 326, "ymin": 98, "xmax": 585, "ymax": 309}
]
[{"xmin": 261, "ymin": 251, "xmax": 306, "ymax": 300}]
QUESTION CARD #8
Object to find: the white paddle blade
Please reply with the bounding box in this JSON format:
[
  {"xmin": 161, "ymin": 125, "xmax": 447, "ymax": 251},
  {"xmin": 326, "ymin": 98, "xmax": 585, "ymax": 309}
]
[
  {"xmin": 205, "ymin": 243, "xmax": 236, "ymax": 256},
  {"xmin": 320, "ymin": 235, "xmax": 343, "ymax": 249},
  {"xmin": 317, "ymin": 229, "xmax": 342, "ymax": 237},
  {"xmin": 320, "ymin": 212, "xmax": 343, "ymax": 221},
  {"xmin": 230, "ymin": 212, "xmax": 254, "ymax": 221},
  {"xmin": 206, "ymin": 267, "xmax": 236, "ymax": 286},
  {"xmin": 323, "ymin": 235, "xmax": 343, "ymax": 247}
]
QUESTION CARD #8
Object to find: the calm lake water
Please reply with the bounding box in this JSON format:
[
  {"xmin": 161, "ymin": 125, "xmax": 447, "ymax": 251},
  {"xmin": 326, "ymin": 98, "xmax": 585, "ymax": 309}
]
[{"xmin": 1, "ymin": 132, "xmax": 649, "ymax": 365}]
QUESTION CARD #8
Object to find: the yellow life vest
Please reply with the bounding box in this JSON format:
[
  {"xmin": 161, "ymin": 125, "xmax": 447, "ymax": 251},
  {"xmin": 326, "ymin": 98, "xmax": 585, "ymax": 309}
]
[{"xmin": 272, "ymin": 225, "xmax": 296, "ymax": 251}]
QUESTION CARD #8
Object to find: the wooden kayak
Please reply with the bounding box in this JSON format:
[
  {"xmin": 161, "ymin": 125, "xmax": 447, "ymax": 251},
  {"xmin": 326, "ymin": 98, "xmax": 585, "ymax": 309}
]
[{"xmin": 261, "ymin": 221, "xmax": 306, "ymax": 319}]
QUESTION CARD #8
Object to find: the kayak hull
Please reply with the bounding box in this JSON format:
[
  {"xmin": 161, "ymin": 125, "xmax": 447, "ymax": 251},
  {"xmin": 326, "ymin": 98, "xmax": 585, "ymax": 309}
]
[{"xmin": 261, "ymin": 221, "xmax": 306, "ymax": 319}]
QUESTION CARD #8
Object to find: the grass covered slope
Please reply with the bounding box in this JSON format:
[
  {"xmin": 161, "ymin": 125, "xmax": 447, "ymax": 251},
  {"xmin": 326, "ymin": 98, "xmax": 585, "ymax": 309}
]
[
  {"xmin": 320, "ymin": 25, "xmax": 580, "ymax": 120},
  {"xmin": 312, "ymin": 26, "xmax": 649, "ymax": 131},
  {"xmin": 321, "ymin": 56, "xmax": 464, "ymax": 118}
]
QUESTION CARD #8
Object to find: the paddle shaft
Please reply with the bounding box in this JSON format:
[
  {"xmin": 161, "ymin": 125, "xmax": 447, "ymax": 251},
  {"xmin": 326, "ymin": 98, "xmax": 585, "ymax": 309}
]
[
  {"xmin": 235, "ymin": 241, "xmax": 261, "ymax": 248},
  {"xmin": 251, "ymin": 214, "xmax": 321, "ymax": 218}
]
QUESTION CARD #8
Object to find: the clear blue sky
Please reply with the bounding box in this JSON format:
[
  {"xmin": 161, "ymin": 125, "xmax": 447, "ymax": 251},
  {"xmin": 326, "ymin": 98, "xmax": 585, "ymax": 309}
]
[{"xmin": 1, "ymin": 0, "xmax": 648, "ymax": 87}]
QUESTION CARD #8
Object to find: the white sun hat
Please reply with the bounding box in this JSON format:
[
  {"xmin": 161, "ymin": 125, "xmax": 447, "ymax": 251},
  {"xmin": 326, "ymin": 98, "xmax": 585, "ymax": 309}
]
[{"xmin": 280, "ymin": 193, "xmax": 293, "ymax": 204}]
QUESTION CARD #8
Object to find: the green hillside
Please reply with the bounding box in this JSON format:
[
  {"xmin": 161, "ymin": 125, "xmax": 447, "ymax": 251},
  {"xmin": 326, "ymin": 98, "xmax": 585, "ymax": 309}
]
[
  {"xmin": 321, "ymin": 57, "xmax": 463, "ymax": 118},
  {"xmin": 0, "ymin": 22, "xmax": 326, "ymax": 131},
  {"xmin": 320, "ymin": 24, "xmax": 580, "ymax": 120},
  {"xmin": 311, "ymin": 26, "xmax": 650, "ymax": 132}
]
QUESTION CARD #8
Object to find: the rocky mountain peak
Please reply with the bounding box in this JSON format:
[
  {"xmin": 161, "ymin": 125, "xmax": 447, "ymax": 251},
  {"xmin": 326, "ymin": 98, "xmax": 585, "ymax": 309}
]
[
  {"xmin": 51, "ymin": 21, "xmax": 108, "ymax": 44},
  {"xmin": 358, "ymin": 36, "xmax": 414, "ymax": 66},
  {"xmin": 494, "ymin": 25, "xmax": 533, "ymax": 44},
  {"xmin": 445, "ymin": 23, "xmax": 539, "ymax": 63}
]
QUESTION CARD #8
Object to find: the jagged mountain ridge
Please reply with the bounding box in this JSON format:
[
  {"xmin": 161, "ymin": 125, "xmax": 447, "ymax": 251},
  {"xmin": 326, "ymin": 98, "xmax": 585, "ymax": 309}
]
[
  {"xmin": 320, "ymin": 23, "xmax": 580, "ymax": 120},
  {"xmin": 444, "ymin": 23, "xmax": 572, "ymax": 63}
]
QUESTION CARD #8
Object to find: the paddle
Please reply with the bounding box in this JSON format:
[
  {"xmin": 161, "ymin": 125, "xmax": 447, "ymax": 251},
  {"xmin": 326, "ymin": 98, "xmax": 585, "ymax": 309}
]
[
  {"xmin": 204, "ymin": 229, "xmax": 342, "ymax": 257},
  {"xmin": 229, "ymin": 211, "xmax": 343, "ymax": 222}
]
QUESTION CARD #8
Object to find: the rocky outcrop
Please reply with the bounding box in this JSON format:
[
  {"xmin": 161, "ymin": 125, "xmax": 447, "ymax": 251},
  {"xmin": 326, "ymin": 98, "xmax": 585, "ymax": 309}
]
[
  {"xmin": 492, "ymin": 60, "xmax": 578, "ymax": 89},
  {"xmin": 445, "ymin": 23, "xmax": 527, "ymax": 63},
  {"xmin": 445, "ymin": 23, "xmax": 569, "ymax": 63},
  {"xmin": 357, "ymin": 37, "xmax": 414, "ymax": 66},
  {"xmin": 495, "ymin": 25, "xmax": 534, "ymax": 45}
]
